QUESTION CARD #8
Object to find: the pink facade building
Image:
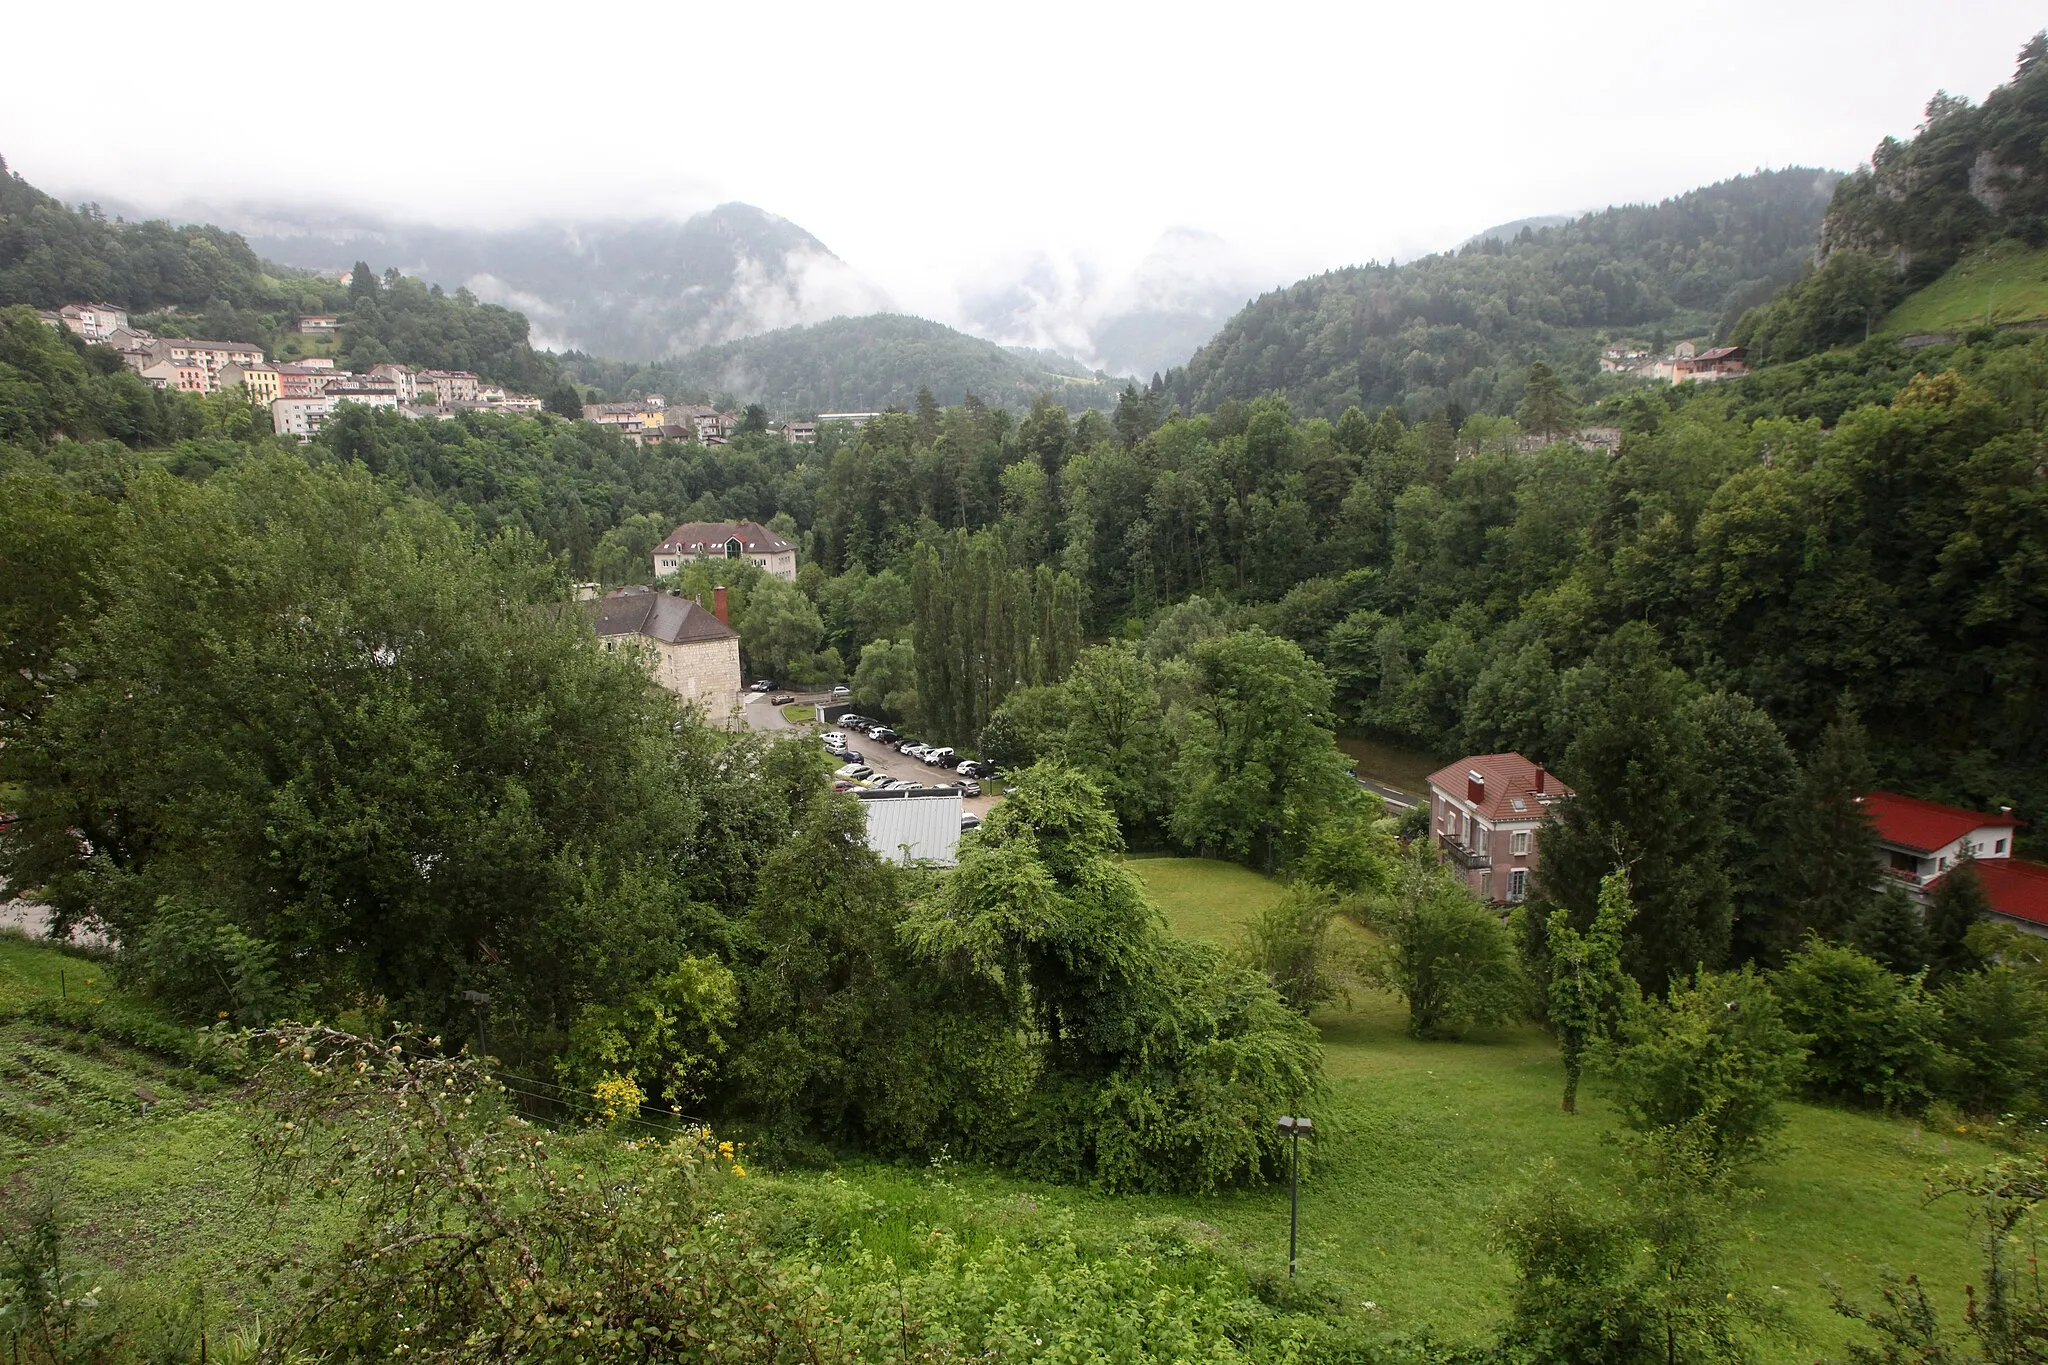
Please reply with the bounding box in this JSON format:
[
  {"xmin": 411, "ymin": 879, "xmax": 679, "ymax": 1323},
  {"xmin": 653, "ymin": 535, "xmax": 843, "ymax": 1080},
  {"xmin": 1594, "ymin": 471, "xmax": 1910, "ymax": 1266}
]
[{"xmin": 1424, "ymin": 753, "xmax": 1574, "ymax": 904}]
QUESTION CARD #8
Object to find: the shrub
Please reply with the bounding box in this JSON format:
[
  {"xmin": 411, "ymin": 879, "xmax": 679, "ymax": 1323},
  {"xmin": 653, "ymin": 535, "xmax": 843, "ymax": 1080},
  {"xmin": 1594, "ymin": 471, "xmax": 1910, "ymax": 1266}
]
[
  {"xmin": 1603, "ymin": 966, "xmax": 1806, "ymax": 1165},
  {"xmin": 1365, "ymin": 848, "xmax": 1523, "ymax": 1039},
  {"xmin": 1241, "ymin": 885, "xmax": 1352, "ymax": 1013},
  {"xmin": 1772, "ymin": 938, "xmax": 1938, "ymax": 1110},
  {"xmin": 1935, "ymin": 965, "xmax": 2048, "ymax": 1117}
]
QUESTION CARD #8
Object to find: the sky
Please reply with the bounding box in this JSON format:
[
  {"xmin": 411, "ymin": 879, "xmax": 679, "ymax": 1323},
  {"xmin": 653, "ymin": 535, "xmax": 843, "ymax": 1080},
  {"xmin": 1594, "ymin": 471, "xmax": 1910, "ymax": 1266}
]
[{"xmin": 4, "ymin": 0, "xmax": 2041, "ymax": 322}]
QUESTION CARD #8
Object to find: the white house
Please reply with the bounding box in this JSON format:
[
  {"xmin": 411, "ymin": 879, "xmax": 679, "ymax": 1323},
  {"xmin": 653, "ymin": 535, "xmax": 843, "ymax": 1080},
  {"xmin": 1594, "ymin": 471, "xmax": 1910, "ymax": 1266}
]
[
  {"xmin": 1863, "ymin": 791, "xmax": 2018, "ymax": 893},
  {"xmin": 652, "ymin": 521, "xmax": 798, "ymax": 582}
]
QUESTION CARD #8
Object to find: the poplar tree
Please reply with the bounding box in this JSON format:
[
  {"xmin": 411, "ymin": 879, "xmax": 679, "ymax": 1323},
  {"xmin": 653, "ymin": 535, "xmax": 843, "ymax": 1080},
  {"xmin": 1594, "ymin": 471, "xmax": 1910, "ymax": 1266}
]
[{"xmin": 1547, "ymin": 869, "xmax": 1641, "ymax": 1114}]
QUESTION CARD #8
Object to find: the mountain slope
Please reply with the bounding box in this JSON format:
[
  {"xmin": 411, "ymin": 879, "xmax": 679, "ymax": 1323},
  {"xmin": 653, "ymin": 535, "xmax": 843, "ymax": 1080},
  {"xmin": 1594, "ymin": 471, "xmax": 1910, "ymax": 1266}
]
[
  {"xmin": 117, "ymin": 198, "xmax": 892, "ymax": 361},
  {"xmin": 1163, "ymin": 167, "xmax": 1839, "ymax": 420},
  {"xmin": 574, "ymin": 313, "xmax": 1122, "ymax": 414}
]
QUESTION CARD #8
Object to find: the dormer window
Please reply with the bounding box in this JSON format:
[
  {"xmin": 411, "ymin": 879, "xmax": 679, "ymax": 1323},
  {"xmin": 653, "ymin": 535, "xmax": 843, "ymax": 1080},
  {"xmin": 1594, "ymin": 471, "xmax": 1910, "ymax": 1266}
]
[{"xmin": 726, "ymin": 538, "xmax": 742, "ymax": 560}]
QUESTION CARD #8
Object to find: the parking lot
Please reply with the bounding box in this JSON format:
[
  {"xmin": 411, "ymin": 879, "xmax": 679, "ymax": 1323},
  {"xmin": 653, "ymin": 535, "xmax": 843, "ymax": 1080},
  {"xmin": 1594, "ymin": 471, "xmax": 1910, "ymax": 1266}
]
[{"xmin": 743, "ymin": 692, "xmax": 1002, "ymax": 818}]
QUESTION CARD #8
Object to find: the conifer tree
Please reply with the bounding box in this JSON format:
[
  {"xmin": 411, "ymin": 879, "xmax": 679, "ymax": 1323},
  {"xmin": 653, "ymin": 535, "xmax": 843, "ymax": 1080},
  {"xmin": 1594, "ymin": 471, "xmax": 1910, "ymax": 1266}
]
[
  {"xmin": 1784, "ymin": 708, "xmax": 1879, "ymax": 949},
  {"xmin": 1516, "ymin": 361, "xmax": 1575, "ymax": 443},
  {"xmin": 1849, "ymin": 881, "xmax": 1932, "ymax": 975},
  {"xmin": 1928, "ymin": 860, "xmax": 1990, "ymax": 982}
]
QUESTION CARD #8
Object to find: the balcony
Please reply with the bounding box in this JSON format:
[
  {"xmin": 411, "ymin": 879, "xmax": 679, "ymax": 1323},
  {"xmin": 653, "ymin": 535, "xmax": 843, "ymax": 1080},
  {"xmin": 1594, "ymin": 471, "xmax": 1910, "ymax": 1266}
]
[{"xmin": 1438, "ymin": 833, "xmax": 1491, "ymax": 872}]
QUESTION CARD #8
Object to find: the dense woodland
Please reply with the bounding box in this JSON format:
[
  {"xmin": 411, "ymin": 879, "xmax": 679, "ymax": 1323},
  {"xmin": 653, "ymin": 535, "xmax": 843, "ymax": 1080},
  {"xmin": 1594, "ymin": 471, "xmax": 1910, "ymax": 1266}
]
[{"xmin": 1161, "ymin": 168, "xmax": 1838, "ymax": 420}]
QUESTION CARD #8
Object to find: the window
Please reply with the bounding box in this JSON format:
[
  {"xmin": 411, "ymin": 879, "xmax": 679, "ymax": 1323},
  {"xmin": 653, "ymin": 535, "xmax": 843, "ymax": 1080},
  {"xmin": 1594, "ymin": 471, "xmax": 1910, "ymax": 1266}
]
[
  {"xmin": 1510, "ymin": 830, "xmax": 1529, "ymax": 856},
  {"xmin": 726, "ymin": 538, "xmax": 742, "ymax": 560},
  {"xmin": 1998, "ymin": 838, "xmax": 2009, "ymax": 855},
  {"xmin": 1480, "ymin": 871, "xmax": 1493, "ymax": 901},
  {"xmin": 1508, "ymin": 868, "xmax": 1528, "ymax": 901}
]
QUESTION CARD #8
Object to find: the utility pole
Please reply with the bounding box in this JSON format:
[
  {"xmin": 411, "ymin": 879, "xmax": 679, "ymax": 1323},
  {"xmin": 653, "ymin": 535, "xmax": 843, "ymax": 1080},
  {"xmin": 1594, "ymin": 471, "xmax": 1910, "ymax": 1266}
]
[{"xmin": 1275, "ymin": 1115, "xmax": 1315, "ymax": 1277}]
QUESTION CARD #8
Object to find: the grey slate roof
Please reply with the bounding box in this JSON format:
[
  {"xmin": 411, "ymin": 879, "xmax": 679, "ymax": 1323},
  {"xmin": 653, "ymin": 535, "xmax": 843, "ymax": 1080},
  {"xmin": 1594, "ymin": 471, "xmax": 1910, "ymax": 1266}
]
[
  {"xmin": 591, "ymin": 586, "xmax": 737, "ymax": 644},
  {"xmin": 655, "ymin": 521, "xmax": 793, "ymax": 555}
]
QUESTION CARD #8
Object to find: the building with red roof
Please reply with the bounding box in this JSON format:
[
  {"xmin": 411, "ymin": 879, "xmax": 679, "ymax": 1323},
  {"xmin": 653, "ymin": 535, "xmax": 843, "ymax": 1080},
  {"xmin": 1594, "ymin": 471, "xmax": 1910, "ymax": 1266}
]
[
  {"xmin": 1936, "ymin": 858, "xmax": 2048, "ymax": 934},
  {"xmin": 1863, "ymin": 791, "xmax": 2017, "ymax": 891},
  {"xmin": 1424, "ymin": 753, "xmax": 1574, "ymax": 904}
]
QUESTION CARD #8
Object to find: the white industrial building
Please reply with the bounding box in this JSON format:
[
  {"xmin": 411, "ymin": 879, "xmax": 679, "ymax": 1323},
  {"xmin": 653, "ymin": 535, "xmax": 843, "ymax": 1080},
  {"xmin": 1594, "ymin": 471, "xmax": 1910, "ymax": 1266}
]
[{"xmin": 857, "ymin": 788, "xmax": 964, "ymax": 866}]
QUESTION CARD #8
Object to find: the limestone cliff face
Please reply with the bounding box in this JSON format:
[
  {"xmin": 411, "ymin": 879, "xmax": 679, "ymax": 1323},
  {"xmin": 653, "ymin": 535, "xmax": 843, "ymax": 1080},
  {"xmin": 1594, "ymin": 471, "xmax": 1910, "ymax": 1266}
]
[{"xmin": 1812, "ymin": 61, "xmax": 2048, "ymax": 277}]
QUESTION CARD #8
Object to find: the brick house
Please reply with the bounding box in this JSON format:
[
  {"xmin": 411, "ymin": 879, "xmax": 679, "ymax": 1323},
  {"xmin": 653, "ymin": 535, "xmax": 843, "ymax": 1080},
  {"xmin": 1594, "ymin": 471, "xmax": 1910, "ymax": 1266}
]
[
  {"xmin": 1424, "ymin": 753, "xmax": 1574, "ymax": 903},
  {"xmin": 590, "ymin": 585, "xmax": 743, "ymax": 725},
  {"xmin": 652, "ymin": 521, "xmax": 797, "ymax": 582}
]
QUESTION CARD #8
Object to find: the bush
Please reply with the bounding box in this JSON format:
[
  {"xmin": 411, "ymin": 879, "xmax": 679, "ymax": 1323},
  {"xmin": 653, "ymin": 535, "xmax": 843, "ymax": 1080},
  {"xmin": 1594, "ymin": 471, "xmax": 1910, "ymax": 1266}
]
[
  {"xmin": 1772, "ymin": 938, "xmax": 1937, "ymax": 1110},
  {"xmin": 1935, "ymin": 965, "xmax": 2048, "ymax": 1117},
  {"xmin": 1364, "ymin": 848, "xmax": 1523, "ymax": 1039},
  {"xmin": 1240, "ymin": 885, "xmax": 1352, "ymax": 1013},
  {"xmin": 1604, "ymin": 966, "xmax": 1806, "ymax": 1165}
]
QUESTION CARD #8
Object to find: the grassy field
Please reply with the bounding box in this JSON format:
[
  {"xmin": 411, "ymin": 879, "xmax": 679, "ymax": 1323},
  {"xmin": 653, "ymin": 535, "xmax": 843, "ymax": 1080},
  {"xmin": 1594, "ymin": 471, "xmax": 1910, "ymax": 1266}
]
[
  {"xmin": 1123, "ymin": 857, "xmax": 1992, "ymax": 1358},
  {"xmin": 1882, "ymin": 241, "xmax": 2048, "ymax": 336},
  {"xmin": 1, "ymin": 861, "xmax": 2002, "ymax": 1359},
  {"xmin": 782, "ymin": 702, "xmax": 817, "ymax": 724}
]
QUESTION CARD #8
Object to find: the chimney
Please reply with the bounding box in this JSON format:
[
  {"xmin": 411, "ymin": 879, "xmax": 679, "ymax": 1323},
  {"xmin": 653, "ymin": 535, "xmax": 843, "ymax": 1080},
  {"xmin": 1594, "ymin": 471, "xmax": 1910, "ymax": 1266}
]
[
  {"xmin": 712, "ymin": 585, "xmax": 729, "ymax": 625},
  {"xmin": 1466, "ymin": 770, "xmax": 1486, "ymax": 804},
  {"xmin": 1534, "ymin": 765, "xmax": 1546, "ymax": 794}
]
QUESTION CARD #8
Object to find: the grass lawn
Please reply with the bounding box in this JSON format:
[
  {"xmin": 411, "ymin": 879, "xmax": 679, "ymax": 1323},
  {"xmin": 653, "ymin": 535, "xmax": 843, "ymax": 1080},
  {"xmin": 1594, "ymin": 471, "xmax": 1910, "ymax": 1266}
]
[
  {"xmin": 1882, "ymin": 241, "xmax": 2048, "ymax": 336},
  {"xmin": 1124, "ymin": 857, "xmax": 1993, "ymax": 1359},
  {"xmin": 781, "ymin": 703, "xmax": 817, "ymax": 724}
]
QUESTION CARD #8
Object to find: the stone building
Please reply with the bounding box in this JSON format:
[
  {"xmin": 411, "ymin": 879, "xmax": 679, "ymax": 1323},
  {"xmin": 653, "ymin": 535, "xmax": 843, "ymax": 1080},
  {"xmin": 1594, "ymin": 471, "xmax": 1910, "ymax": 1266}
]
[
  {"xmin": 1424, "ymin": 752, "xmax": 1575, "ymax": 904},
  {"xmin": 590, "ymin": 585, "xmax": 743, "ymax": 724}
]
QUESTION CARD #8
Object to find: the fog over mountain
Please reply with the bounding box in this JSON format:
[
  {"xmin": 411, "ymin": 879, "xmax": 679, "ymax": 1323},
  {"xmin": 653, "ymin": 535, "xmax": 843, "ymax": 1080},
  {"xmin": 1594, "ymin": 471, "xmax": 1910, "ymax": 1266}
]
[{"xmin": 956, "ymin": 228, "xmax": 1281, "ymax": 380}]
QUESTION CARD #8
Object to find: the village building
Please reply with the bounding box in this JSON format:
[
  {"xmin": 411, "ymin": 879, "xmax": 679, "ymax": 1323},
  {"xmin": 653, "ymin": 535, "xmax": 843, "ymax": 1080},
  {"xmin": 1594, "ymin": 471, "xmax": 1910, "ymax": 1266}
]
[
  {"xmin": 420, "ymin": 369, "xmax": 480, "ymax": 405},
  {"xmin": 1425, "ymin": 753, "xmax": 1574, "ymax": 904},
  {"xmin": 589, "ymin": 585, "xmax": 743, "ymax": 724},
  {"xmin": 652, "ymin": 520, "xmax": 798, "ymax": 582},
  {"xmin": 781, "ymin": 419, "xmax": 818, "ymax": 444},
  {"xmin": 277, "ymin": 364, "xmax": 331, "ymax": 398},
  {"xmin": 139, "ymin": 354, "xmax": 208, "ymax": 393},
  {"xmin": 57, "ymin": 303, "xmax": 128, "ymax": 340},
  {"xmin": 1864, "ymin": 792, "xmax": 2019, "ymax": 891},
  {"xmin": 1673, "ymin": 345, "xmax": 1748, "ymax": 383},
  {"xmin": 145, "ymin": 337, "xmax": 267, "ymax": 387},
  {"xmin": 219, "ymin": 361, "xmax": 282, "ymax": 404},
  {"xmin": 1863, "ymin": 790, "xmax": 2048, "ymax": 935},
  {"xmin": 368, "ymin": 363, "xmax": 420, "ymax": 403},
  {"xmin": 297, "ymin": 315, "xmax": 341, "ymax": 335}
]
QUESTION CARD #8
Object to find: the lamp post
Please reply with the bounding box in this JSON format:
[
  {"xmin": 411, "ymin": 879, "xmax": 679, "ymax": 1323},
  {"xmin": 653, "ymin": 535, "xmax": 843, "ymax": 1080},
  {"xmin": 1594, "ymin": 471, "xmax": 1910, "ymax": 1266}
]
[
  {"xmin": 1276, "ymin": 1114, "xmax": 1314, "ymax": 1277},
  {"xmin": 461, "ymin": 990, "xmax": 492, "ymax": 1059}
]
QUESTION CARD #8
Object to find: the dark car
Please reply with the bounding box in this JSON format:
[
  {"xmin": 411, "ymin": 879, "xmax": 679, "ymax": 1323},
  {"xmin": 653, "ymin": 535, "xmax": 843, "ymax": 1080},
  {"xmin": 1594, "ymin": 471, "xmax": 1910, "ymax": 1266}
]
[
  {"xmin": 749, "ymin": 679, "xmax": 777, "ymax": 692},
  {"xmin": 841, "ymin": 748, "xmax": 865, "ymax": 764},
  {"xmin": 869, "ymin": 727, "xmax": 897, "ymax": 743},
  {"xmin": 955, "ymin": 761, "xmax": 986, "ymax": 779}
]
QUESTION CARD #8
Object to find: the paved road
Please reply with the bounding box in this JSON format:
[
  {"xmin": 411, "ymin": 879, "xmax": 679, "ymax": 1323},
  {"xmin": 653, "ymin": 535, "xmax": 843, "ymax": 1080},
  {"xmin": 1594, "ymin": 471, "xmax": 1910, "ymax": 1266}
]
[{"xmin": 1356, "ymin": 776, "xmax": 1418, "ymax": 811}]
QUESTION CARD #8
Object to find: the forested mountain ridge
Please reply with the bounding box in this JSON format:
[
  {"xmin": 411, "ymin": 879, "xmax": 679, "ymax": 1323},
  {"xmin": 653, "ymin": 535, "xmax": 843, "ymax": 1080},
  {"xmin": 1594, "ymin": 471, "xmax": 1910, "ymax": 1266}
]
[
  {"xmin": 1162, "ymin": 168, "xmax": 1839, "ymax": 421},
  {"xmin": 0, "ymin": 155, "xmax": 305, "ymax": 313},
  {"xmin": 562, "ymin": 313, "xmax": 1124, "ymax": 415}
]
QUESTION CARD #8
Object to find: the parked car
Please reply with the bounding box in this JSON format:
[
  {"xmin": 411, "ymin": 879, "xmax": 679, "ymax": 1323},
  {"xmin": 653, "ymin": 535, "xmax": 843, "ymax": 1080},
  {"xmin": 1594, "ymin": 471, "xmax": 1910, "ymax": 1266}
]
[
  {"xmin": 839, "ymin": 713, "xmax": 868, "ymax": 728},
  {"xmin": 749, "ymin": 679, "xmax": 777, "ymax": 692},
  {"xmin": 953, "ymin": 779, "xmax": 981, "ymax": 797},
  {"xmin": 959, "ymin": 813, "xmax": 982, "ymax": 831},
  {"xmin": 955, "ymin": 760, "xmax": 986, "ymax": 779},
  {"xmin": 831, "ymin": 684, "xmax": 852, "ymax": 698},
  {"xmin": 841, "ymin": 748, "xmax": 864, "ymax": 765},
  {"xmin": 835, "ymin": 764, "xmax": 873, "ymax": 780},
  {"xmin": 901, "ymin": 744, "xmax": 930, "ymax": 760},
  {"xmin": 821, "ymin": 731, "xmax": 850, "ymax": 745},
  {"xmin": 869, "ymin": 727, "xmax": 897, "ymax": 743},
  {"xmin": 922, "ymin": 747, "xmax": 955, "ymax": 766},
  {"xmin": 832, "ymin": 780, "xmax": 855, "ymax": 793},
  {"xmin": 771, "ymin": 693, "xmax": 796, "ymax": 705}
]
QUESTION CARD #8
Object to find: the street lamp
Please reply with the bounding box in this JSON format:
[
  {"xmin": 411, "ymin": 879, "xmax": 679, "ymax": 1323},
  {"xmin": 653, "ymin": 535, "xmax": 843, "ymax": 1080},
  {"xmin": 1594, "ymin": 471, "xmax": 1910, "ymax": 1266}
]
[
  {"xmin": 461, "ymin": 990, "xmax": 492, "ymax": 1059},
  {"xmin": 1276, "ymin": 1115, "xmax": 1315, "ymax": 1277}
]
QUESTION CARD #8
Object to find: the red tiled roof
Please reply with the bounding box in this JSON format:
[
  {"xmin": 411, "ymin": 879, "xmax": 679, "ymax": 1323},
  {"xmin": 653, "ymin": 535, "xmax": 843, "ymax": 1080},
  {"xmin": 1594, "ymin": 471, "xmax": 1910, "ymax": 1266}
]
[
  {"xmin": 1424, "ymin": 753, "xmax": 1574, "ymax": 823},
  {"xmin": 1930, "ymin": 859, "xmax": 2048, "ymax": 928},
  {"xmin": 1862, "ymin": 791, "xmax": 2016, "ymax": 854}
]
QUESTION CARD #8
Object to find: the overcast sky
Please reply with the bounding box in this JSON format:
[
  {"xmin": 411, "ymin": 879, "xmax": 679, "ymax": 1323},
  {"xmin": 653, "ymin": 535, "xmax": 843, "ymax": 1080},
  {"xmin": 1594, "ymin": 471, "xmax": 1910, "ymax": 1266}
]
[{"xmin": 5, "ymin": 0, "xmax": 2041, "ymax": 318}]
